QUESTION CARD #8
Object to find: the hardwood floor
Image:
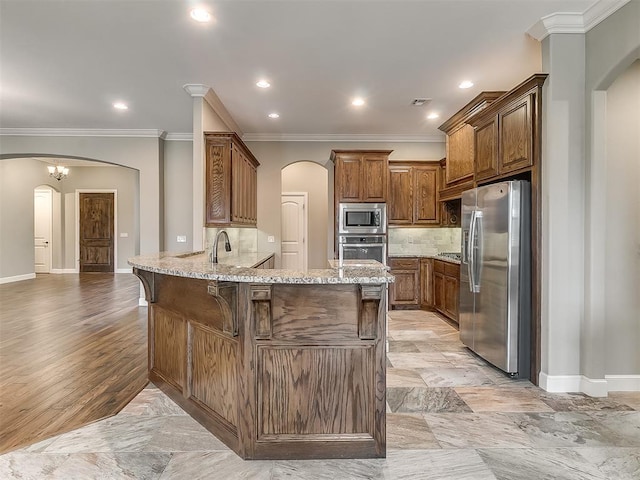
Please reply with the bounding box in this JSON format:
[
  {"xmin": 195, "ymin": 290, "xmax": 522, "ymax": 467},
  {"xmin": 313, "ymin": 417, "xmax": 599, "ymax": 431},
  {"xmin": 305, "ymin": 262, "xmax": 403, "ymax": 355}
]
[{"xmin": 0, "ymin": 273, "xmax": 148, "ymax": 453}]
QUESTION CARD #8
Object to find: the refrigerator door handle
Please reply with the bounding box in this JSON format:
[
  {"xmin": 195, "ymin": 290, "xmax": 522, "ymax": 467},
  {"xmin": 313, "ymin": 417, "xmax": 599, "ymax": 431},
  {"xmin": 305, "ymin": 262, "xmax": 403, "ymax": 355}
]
[
  {"xmin": 468, "ymin": 210, "xmax": 478, "ymax": 292},
  {"xmin": 474, "ymin": 211, "xmax": 483, "ymax": 292}
]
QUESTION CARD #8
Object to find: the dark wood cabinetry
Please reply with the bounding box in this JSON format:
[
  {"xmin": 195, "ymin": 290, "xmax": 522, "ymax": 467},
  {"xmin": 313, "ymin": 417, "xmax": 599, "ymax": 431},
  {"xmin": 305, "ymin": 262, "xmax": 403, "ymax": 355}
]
[
  {"xmin": 470, "ymin": 75, "xmax": 546, "ymax": 184},
  {"xmin": 388, "ymin": 162, "xmax": 439, "ymax": 226},
  {"xmin": 205, "ymin": 132, "xmax": 259, "ymax": 227},
  {"xmin": 438, "ymin": 92, "xmax": 504, "ymax": 200},
  {"xmin": 420, "ymin": 258, "xmax": 433, "ymax": 308},
  {"xmin": 331, "ymin": 150, "xmax": 392, "ymax": 203},
  {"xmin": 433, "ymin": 259, "xmax": 460, "ymax": 323},
  {"xmin": 388, "ymin": 257, "xmax": 420, "ymax": 308}
]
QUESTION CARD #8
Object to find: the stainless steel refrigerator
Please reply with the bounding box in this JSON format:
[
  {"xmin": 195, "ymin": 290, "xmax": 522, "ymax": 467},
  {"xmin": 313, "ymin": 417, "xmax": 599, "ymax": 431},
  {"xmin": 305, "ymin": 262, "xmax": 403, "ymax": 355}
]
[{"xmin": 460, "ymin": 180, "xmax": 531, "ymax": 378}]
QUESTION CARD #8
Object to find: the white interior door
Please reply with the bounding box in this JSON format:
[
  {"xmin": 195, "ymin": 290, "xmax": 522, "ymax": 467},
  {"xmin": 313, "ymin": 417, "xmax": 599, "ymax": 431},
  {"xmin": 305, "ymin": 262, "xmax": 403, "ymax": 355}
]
[
  {"xmin": 34, "ymin": 188, "xmax": 52, "ymax": 273},
  {"xmin": 281, "ymin": 193, "xmax": 307, "ymax": 270}
]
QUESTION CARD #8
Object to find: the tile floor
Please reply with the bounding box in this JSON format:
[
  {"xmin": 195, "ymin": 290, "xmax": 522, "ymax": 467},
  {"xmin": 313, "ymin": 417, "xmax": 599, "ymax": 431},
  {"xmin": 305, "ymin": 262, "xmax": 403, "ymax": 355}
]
[{"xmin": 1, "ymin": 310, "xmax": 638, "ymax": 479}]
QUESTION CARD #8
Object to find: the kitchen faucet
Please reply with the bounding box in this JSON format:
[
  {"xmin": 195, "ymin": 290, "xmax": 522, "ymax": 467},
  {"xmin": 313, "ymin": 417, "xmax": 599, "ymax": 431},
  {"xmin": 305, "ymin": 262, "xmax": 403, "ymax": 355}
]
[{"xmin": 210, "ymin": 230, "xmax": 231, "ymax": 263}]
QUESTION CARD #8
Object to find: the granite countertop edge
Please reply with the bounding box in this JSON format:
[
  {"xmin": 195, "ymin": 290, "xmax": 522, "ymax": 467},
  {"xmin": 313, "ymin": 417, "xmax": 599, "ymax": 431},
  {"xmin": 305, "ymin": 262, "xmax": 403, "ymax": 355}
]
[
  {"xmin": 128, "ymin": 252, "xmax": 394, "ymax": 284},
  {"xmin": 389, "ymin": 253, "xmax": 461, "ymax": 265}
]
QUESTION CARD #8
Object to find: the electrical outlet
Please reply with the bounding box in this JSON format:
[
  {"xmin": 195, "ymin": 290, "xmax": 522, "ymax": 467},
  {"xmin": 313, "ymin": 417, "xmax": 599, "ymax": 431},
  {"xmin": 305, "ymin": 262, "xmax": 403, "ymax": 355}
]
[
  {"xmin": 120, "ymin": 232, "xmax": 128, "ymax": 238},
  {"xmin": 267, "ymin": 235, "xmax": 275, "ymax": 243},
  {"xmin": 177, "ymin": 235, "xmax": 187, "ymax": 243}
]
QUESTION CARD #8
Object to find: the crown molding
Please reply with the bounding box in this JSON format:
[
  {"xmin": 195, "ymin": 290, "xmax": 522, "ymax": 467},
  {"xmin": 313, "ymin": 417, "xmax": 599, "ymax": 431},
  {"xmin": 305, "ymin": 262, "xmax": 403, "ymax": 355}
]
[
  {"xmin": 527, "ymin": 0, "xmax": 630, "ymax": 41},
  {"xmin": 0, "ymin": 128, "xmax": 167, "ymax": 138},
  {"xmin": 241, "ymin": 133, "xmax": 445, "ymax": 143},
  {"xmin": 164, "ymin": 133, "xmax": 193, "ymax": 141}
]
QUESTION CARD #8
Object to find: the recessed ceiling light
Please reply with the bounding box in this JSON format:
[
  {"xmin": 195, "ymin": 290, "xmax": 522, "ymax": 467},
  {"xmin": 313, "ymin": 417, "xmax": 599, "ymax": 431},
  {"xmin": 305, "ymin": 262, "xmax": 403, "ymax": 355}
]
[
  {"xmin": 190, "ymin": 8, "xmax": 211, "ymax": 22},
  {"xmin": 268, "ymin": 113, "xmax": 279, "ymax": 119},
  {"xmin": 113, "ymin": 102, "xmax": 128, "ymax": 110},
  {"xmin": 458, "ymin": 80, "xmax": 474, "ymax": 89},
  {"xmin": 256, "ymin": 80, "xmax": 271, "ymax": 88},
  {"xmin": 427, "ymin": 112, "xmax": 440, "ymax": 120},
  {"xmin": 352, "ymin": 98, "xmax": 365, "ymax": 106}
]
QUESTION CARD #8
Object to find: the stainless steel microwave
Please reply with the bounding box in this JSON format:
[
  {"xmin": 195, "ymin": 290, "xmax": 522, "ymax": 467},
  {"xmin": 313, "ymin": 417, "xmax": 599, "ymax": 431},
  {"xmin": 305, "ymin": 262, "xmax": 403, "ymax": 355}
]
[{"xmin": 338, "ymin": 203, "xmax": 386, "ymax": 235}]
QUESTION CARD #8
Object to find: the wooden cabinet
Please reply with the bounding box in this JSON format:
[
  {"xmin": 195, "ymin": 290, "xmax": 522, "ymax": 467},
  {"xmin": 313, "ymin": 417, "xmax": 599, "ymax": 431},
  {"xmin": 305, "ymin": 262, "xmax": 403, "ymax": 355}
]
[
  {"xmin": 470, "ymin": 75, "xmax": 547, "ymax": 184},
  {"xmin": 420, "ymin": 258, "xmax": 433, "ymax": 308},
  {"xmin": 438, "ymin": 92, "xmax": 504, "ymax": 199},
  {"xmin": 388, "ymin": 257, "xmax": 420, "ymax": 308},
  {"xmin": 331, "ymin": 150, "xmax": 392, "ymax": 203},
  {"xmin": 254, "ymin": 255, "xmax": 274, "ymax": 269},
  {"xmin": 388, "ymin": 162, "xmax": 439, "ymax": 226},
  {"xmin": 433, "ymin": 259, "xmax": 460, "ymax": 323},
  {"xmin": 205, "ymin": 132, "xmax": 259, "ymax": 227}
]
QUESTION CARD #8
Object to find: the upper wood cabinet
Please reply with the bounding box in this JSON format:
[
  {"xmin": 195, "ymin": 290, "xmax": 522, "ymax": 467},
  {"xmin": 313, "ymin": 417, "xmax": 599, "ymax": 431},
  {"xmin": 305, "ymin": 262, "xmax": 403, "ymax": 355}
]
[
  {"xmin": 331, "ymin": 150, "xmax": 392, "ymax": 203},
  {"xmin": 205, "ymin": 132, "xmax": 259, "ymax": 227},
  {"xmin": 388, "ymin": 162, "xmax": 439, "ymax": 226},
  {"xmin": 470, "ymin": 74, "xmax": 547, "ymax": 183},
  {"xmin": 438, "ymin": 91, "xmax": 504, "ymax": 194}
]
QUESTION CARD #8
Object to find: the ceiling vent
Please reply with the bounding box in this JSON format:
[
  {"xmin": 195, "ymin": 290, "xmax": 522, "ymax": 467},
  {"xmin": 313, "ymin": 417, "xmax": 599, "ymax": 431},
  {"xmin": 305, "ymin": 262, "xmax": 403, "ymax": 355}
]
[{"xmin": 411, "ymin": 98, "xmax": 431, "ymax": 106}]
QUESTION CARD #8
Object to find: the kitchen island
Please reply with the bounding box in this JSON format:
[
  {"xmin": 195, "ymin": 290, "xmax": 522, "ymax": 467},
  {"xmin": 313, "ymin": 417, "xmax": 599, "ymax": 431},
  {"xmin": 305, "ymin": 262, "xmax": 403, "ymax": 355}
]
[{"xmin": 128, "ymin": 252, "xmax": 393, "ymax": 460}]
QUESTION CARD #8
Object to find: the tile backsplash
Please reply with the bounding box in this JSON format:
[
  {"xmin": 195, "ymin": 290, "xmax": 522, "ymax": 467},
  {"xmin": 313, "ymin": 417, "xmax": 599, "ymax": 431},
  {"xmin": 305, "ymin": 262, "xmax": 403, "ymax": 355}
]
[
  {"xmin": 204, "ymin": 227, "xmax": 258, "ymax": 260},
  {"xmin": 388, "ymin": 228, "xmax": 461, "ymax": 256}
]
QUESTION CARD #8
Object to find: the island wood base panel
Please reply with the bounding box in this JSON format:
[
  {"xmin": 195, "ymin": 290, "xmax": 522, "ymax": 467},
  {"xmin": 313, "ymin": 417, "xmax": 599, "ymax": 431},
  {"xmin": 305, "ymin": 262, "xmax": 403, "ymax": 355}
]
[{"xmin": 134, "ymin": 270, "xmax": 387, "ymax": 460}]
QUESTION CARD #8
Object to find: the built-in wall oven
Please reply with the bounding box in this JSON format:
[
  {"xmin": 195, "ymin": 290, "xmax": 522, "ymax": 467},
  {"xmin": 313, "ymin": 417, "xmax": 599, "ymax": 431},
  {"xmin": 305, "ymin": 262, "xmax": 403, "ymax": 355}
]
[{"xmin": 338, "ymin": 235, "xmax": 387, "ymax": 264}]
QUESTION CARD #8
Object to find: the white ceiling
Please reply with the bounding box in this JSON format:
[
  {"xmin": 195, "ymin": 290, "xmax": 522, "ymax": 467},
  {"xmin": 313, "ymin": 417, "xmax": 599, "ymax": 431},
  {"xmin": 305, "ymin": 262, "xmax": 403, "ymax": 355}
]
[{"xmin": 0, "ymin": 0, "xmax": 600, "ymax": 140}]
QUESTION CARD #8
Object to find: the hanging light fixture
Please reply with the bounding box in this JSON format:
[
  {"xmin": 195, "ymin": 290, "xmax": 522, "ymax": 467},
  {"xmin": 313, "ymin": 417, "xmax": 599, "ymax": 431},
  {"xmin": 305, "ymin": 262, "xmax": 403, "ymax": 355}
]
[{"xmin": 47, "ymin": 164, "xmax": 69, "ymax": 181}]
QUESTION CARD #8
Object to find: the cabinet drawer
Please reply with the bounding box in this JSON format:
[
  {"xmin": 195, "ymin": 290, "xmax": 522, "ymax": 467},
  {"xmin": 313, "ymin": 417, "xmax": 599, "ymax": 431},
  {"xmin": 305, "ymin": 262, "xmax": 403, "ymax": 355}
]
[
  {"xmin": 433, "ymin": 260, "xmax": 445, "ymax": 274},
  {"xmin": 389, "ymin": 257, "xmax": 419, "ymax": 270},
  {"xmin": 444, "ymin": 263, "xmax": 459, "ymax": 277}
]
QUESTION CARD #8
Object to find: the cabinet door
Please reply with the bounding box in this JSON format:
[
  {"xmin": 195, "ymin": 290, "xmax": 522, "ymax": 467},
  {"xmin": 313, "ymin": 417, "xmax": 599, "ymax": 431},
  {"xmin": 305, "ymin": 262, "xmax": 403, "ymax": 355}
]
[
  {"xmin": 390, "ymin": 270, "xmax": 420, "ymax": 307},
  {"xmin": 433, "ymin": 271, "xmax": 445, "ymax": 314},
  {"xmin": 388, "ymin": 166, "xmax": 412, "ymax": 225},
  {"xmin": 413, "ymin": 166, "xmax": 439, "ymax": 225},
  {"xmin": 362, "ymin": 154, "xmax": 388, "ymax": 202},
  {"xmin": 499, "ymin": 94, "xmax": 532, "ymax": 173},
  {"xmin": 474, "ymin": 115, "xmax": 499, "ymax": 181},
  {"xmin": 231, "ymin": 145, "xmax": 243, "ymax": 223},
  {"xmin": 444, "ymin": 275, "xmax": 459, "ymax": 322},
  {"xmin": 420, "ymin": 258, "xmax": 433, "ymax": 308},
  {"xmin": 336, "ymin": 154, "xmax": 362, "ymax": 202},
  {"xmin": 445, "ymin": 124, "xmax": 474, "ymax": 185},
  {"xmin": 205, "ymin": 138, "xmax": 232, "ymax": 225}
]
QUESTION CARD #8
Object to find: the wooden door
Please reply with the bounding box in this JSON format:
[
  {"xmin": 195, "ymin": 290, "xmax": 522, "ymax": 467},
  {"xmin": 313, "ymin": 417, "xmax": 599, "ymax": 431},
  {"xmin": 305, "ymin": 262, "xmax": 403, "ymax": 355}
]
[
  {"xmin": 34, "ymin": 188, "xmax": 52, "ymax": 273},
  {"xmin": 362, "ymin": 154, "xmax": 388, "ymax": 202},
  {"xmin": 388, "ymin": 166, "xmax": 412, "ymax": 224},
  {"xmin": 79, "ymin": 193, "xmax": 114, "ymax": 272},
  {"xmin": 413, "ymin": 166, "xmax": 439, "ymax": 224},
  {"xmin": 336, "ymin": 154, "xmax": 362, "ymax": 202}
]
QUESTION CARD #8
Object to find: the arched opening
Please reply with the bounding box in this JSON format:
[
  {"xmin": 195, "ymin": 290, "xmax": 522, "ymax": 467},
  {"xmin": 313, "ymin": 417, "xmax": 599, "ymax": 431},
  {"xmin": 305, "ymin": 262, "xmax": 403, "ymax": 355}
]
[
  {"xmin": 0, "ymin": 156, "xmax": 140, "ymax": 280},
  {"xmin": 281, "ymin": 161, "xmax": 329, "ymax": 269}
]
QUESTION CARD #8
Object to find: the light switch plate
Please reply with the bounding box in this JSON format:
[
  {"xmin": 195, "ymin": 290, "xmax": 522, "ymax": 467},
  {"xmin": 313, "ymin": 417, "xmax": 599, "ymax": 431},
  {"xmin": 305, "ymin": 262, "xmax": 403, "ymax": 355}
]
[
  {"xmin": 120, "ymin": 232, "xmax": 128, "ymax": 238},
  {"xmin": 177, "ymin": 235, "xmax": 187, "ymax": 243},
  {"xmin": 267, "ymin": 236, "xmax": 275, "ymax": 243}
]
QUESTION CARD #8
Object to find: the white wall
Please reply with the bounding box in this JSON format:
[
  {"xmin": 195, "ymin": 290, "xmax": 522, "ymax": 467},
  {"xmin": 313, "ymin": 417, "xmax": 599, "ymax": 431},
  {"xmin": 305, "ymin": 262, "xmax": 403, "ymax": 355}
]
[
  {"xmin": 604, "ymin": 60, "xmax": 640, "ymax": 378},
  {"xmin": 247, "ymin": 140, "xmax": 445, "ymax": 266}
]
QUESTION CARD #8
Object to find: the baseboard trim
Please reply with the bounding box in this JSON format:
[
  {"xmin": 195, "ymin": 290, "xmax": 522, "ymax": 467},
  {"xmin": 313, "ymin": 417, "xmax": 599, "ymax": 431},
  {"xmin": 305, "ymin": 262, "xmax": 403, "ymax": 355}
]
[
  {"xmin": 0, "ymin": 273, "xmax": 36, "ymax": 284},
  {"xmin": 605, "ymin": 375, "xmax": 640, "ymax": 392},
  {"xmin": 116, "ymin": 268, "xmax": 133, "ymax": 274},
  {"xmin": 539, "ymin": 372, "xmax": 608, "ymax": 397},
  {"xmin": 51, "ymin": 269, "xmax": 78, "ymax": 274}
]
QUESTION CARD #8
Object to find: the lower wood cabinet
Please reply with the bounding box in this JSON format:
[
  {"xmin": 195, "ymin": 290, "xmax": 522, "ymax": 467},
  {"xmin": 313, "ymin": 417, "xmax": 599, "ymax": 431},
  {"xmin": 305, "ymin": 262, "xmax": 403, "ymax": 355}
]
[
  {"xmin": 433, "ymin": 259, "xmax": 460, "ymax": 323},
  {"xmin": 388, "ymin": 257, "xmax": 420, "ymax": 308}
]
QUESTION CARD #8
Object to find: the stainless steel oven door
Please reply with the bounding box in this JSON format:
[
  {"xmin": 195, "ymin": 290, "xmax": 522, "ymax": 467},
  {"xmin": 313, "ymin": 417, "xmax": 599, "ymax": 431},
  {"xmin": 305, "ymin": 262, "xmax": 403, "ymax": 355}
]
[{"xmin": 338, "ymin": 235, "xmax": 387, "ymax": 265}]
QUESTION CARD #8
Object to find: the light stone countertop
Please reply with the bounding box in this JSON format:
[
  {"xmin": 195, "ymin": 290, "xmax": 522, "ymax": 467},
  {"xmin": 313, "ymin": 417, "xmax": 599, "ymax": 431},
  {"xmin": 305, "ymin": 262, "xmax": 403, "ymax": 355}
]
[
  {"xmin": 389, "ymin": 253, "xmax": 461, "ymax": 265},
  {"xmin": 128, "ymin": 252, "xmax": 394, "ymax": 284}
]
